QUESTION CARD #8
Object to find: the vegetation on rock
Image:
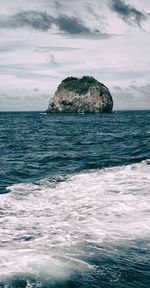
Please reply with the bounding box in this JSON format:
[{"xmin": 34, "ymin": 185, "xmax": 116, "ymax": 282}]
[{"xmin": 60, "ymin": 76, "xmax": 102, "ymax": 95}]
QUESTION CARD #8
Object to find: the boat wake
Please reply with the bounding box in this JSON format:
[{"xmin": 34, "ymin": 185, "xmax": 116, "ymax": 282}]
[{"xmin": 0, "ymin": 160, "xmax": 150, "ymax": 287}]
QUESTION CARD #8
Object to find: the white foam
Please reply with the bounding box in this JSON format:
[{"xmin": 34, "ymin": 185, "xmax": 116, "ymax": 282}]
[{"xmin": 0, "ymin": 160, "xmax": 150, "ymax": 279}]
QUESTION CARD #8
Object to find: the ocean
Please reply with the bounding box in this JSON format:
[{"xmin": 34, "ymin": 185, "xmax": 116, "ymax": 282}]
[{"xmin": 0, "ymin": 110, "xmax": 150, "ymax": 288}]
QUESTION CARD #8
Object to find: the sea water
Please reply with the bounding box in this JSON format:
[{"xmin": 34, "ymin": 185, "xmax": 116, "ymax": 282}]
[{"xmin": 0, "ymin": 111, "xmax": 150, "ymax": 287}]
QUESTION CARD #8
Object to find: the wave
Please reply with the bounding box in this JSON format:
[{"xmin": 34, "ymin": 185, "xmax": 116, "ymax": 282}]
[{"xmin": 0, "ymin": 160, "xmax": 150, "ymax": 286}]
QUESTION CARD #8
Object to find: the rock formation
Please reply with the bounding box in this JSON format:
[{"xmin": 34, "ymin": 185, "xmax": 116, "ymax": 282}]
[{"xmin": 46, "ymin": 76, "xmax": 113, "ymax": 113}]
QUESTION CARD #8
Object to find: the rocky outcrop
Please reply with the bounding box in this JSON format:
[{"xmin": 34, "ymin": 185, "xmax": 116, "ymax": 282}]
[{"xmin": 46, "ymin": 76, "xmax": 113, "ymax": 113}]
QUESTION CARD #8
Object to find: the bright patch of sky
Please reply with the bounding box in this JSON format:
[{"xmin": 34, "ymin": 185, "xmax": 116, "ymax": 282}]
[{"xmin": 0, "ymin": 0, "xmax": 150, "ymax": 111}]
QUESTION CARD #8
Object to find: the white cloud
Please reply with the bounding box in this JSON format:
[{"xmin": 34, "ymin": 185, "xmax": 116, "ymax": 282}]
[{"xmin": 0, "ymin": 0, "xmax": 150, "ymax": 110}]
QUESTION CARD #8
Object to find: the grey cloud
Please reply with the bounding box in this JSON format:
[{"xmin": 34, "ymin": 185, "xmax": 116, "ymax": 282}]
[
  {"xmin": 110, "ymin": 0, "xmax": 147, "ymax": 27},
  {"xmin": 54, "ymin": 14, "xmax": 92, "ymax": 34},
  {"xmin": 113, "ymin": 86, "xmax": 122, "ymax": 91},
  {"xmin": 0, "ymin": 10, "xmax": 114, "ymax": 38},
  {"xmin": 86, "ymin": 5, "xmax": 101, "ymax": 21},
  {"xmin": 0, "ymin": 41, "xmax": 28, "ymax": 53},
  {"xmin": 50, "ymin": 54, "xmax": 58, "ymax": 65},
  {"xmin": 128, "ymin": 84, "xmax": 150, "ymax": 101},
  {"xmin": 113, "ymin": 84, "xmax": 150, "ymax": 98},
  {"xmin": 86, "ymin": 3, "xmax": 107, "ymax": 29},
  {"xmin": 0, "ymin": 92, "xmax": 49, "ymax": 102},
  {"xmin": 0, "ymin": 94, "xmax": 20, "ymax": 101},
  {"xmin": 45, "ymin": 54, "xmax": 58, "ymax": 65},
  {"xmin": 0, "ymin": 46, "xmax": 17, "ymax": 53},
  {"xmin": 112, "ymin": 84, "xmax": 150, "ymax": 110},
  {"xmin": 0, "ymin": 63, "xmax": 60, "ymax": 79},
  {"xmin": 0, "ymin": 11, "xmax": 96, "ymax": 35},
  {"xmin": 34, "ymin": 47, "xmax": 81, "ymax": 53},
  {"xmin": 8, "ymin": 11, "xmax": 53, "ymax": 31},
  {"xmin": 53, "ymin": 0, "xmax": 63, "ymax": 11},
  {"xmin": 0, "ymin": 93, "xmax": 50, "ymax": 111},
  {"xmin": 25, "ymin": 94, "xmax": 49, "ymax": 102}
]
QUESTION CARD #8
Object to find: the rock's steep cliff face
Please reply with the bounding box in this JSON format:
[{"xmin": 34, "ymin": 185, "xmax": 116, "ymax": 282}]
[{"xmin": 46, "ymin": 76, "xmax": 113, "ymax": 113}]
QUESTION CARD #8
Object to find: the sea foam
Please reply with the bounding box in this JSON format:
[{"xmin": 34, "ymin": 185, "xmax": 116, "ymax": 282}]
[{"xmin": 0, "ymin": 160, "xmax": 150, "ymax": 284}]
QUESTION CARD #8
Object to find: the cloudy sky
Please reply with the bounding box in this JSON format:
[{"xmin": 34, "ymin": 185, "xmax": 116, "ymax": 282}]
[{"xmin": 0, "ymin": 0, "xmax": 150, "ymax": 111}]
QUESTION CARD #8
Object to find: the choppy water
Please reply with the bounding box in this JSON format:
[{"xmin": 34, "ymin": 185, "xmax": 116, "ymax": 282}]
[{"xmin": 0, "ymin": 111, "xmax": 150, "ymax": 287}]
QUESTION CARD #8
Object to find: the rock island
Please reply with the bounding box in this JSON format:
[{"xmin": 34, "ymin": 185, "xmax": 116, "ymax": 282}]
[{"xmin": 46, "ymin": 76, "xmax": 113, "ymax": 113}]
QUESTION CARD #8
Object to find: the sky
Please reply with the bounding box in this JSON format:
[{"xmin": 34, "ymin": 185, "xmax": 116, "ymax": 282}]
[{"xmin": 0, "ymin": 0, "xmax": 150, "ymax": 111}]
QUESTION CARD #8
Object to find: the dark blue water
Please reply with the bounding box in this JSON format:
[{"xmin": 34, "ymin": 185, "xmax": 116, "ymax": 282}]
[
  {"xmin": 1, "ymin": 111, "xmax": 150, "ymax": 194},
  {"xmin": 0, "ymin": 111, "xmax": 150, "ymax": 287}
]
